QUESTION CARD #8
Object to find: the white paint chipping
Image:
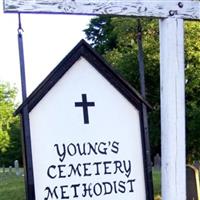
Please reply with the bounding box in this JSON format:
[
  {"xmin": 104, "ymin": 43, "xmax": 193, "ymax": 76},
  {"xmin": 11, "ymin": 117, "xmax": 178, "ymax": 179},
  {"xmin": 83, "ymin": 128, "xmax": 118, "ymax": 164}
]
[{"xmin": 4, "ymin": 0, "xmax": 200, "ymax": 20}]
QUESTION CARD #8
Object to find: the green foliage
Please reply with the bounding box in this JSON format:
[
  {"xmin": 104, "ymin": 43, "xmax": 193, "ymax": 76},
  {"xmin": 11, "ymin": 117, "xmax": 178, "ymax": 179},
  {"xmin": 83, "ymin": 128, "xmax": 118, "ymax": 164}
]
[
  {"xmin": 84, "ymin": 16, "xmax": 117, "ymax": 54},
  {"xmin": 0, "ymin": 82, "xmax": 22, "ymax": 166},
  {"xmin": 1, "ymin": 117, "xmax": 23, "ymax": 166},
  {"xmin": 0, "ymin": 130, "xmax": 10, "ymax": 154},
  {"xmin": 84, "ymin": 16, "xmax": 200, "ymax": 160},
  {"xmin": 85, "ymin": 16, "xmax": 161, "ymax": 156},
  {"xmin": 185, "ymin": 21, "xmax": 200, "ymax": 161},
  {"xmin": 0, "ymin": 82, "xmax": 18, "ymax": 153}
]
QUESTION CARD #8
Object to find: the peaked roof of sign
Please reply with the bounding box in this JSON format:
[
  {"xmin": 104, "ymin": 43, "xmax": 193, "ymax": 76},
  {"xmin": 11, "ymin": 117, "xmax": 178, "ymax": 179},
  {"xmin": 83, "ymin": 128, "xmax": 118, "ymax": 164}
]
[{"xmin": 15, "ymin": 39, "xmax": 151, "ymax": 115}]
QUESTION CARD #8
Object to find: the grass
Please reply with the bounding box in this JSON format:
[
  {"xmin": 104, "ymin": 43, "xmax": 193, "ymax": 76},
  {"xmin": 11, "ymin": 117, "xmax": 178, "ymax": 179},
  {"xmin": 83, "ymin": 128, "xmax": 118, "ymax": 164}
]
[
  {"xmin": 153, "ymin": 169, "xmax": 161, "ymax": 197},
  {"xmin": 0, "ymin": 172, "xmax": 25, "ymax": 200},
  {"xmin": 0, "ymin": 169, "xmax": 161, "ymax": 200}
]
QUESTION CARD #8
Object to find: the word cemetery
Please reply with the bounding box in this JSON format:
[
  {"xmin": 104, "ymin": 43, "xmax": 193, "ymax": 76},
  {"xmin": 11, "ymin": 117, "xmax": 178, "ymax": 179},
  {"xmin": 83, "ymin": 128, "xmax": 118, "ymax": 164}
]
[{"xmin": 4, "ymin": 0, "xmax": 200, "ymax": 200}]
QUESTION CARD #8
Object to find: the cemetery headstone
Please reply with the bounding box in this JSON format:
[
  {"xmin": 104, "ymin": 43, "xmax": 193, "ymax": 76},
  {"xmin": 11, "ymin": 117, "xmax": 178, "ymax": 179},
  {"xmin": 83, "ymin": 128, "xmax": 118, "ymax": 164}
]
[
  {"xmin": 193, "ymin": 161, "xmax": 200, "ymax": 171},
  {"xmin": 2, "ymin": 165, "xmax": 5, "ymax": 174},
  {"xmin": 9, "ymin": 166, "xmax": 12, "ymax": 174},
  {"xmin": 14, "ymin": 160, "xmax": 20, "ymax": 176},
  {"xmin": 154, "ymin": 153, "xmax": 161, "ymax": 170},
  {"xmin": 186, "ymin": 165, "xmax": 200, "ymax": 200}
]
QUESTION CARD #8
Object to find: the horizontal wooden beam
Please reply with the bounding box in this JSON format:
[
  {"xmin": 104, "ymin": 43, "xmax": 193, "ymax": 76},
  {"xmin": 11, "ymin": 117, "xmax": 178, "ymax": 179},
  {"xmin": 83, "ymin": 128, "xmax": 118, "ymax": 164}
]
[{"xmin": 3, "ymin": 0, "xmax": 200, "ymax": 20}]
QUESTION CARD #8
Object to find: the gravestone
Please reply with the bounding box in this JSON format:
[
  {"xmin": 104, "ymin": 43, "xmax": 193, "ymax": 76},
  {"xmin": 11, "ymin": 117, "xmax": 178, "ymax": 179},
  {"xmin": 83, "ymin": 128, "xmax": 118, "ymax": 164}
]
[
  {"xmin": 154, "ymin": 154, "xmax": 161, "ymax": 170},
  {"xmin": 2, "ymin": 165, "xmax": 5, "ymax": 174},
  {"xmin": 9, "ymin": 166, "xmax": 12, "ymax": 174},
  {"xmin": 2, "ymin": 165, "xmax": 6, "ymax": 173},
  {"xmin": 193, "ymin": 161, "xmax": 200, "ymax": 171},
  {"xmin": 186, "ymin": 165, "xmax": 200, "ymax": 200},
  {"xmin": 14, "ymin": 160, "xmax": 20, "ymax": 176}
]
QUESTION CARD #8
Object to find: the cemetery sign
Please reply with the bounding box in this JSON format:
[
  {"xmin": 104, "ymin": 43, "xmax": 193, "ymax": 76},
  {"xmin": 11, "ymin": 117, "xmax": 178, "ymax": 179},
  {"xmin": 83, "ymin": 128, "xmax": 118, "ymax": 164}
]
[
  {"xmin": 5, "ymin": 0, "xmax": 200, "ymax": 200},
  {"xmin": 15, "ymin": 40, "xmax": 153, "ymax": 200}
]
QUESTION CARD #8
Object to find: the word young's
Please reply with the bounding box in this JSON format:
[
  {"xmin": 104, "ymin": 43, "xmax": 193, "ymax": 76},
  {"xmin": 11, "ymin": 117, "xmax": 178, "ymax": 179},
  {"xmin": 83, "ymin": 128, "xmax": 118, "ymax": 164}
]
[{"xmin": 54, "ymin": 141, "xmax": 119, "ymax": 162}]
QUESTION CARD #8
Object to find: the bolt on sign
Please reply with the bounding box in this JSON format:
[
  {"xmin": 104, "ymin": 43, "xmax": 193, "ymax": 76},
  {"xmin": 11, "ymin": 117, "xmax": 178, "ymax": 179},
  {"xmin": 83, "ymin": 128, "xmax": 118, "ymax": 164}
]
[{"xmin": 15, "ymin": 40, "xmax": 153, "ymax": 200}]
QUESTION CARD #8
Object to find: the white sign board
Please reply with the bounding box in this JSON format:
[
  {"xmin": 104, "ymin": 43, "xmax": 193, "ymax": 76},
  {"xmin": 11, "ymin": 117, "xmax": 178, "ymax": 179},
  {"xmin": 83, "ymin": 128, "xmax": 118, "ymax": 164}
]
[{"xmin": 16, "ymin": 40, "xmax": 152, "ymax": 200}]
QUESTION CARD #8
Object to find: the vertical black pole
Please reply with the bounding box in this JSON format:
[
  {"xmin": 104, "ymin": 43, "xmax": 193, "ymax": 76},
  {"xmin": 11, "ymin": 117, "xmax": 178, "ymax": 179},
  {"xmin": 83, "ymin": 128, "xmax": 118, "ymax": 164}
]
[
  {"xmin": 137, "ymin": 19, "xmax": 148, "ymax": 132},
  {"xmin": 18, "ymin": 13, "xmax": 35, "ymax": 200},
  {"xmin": 137, "ymin": 19, "xmax": 154, "ymax": 199}
]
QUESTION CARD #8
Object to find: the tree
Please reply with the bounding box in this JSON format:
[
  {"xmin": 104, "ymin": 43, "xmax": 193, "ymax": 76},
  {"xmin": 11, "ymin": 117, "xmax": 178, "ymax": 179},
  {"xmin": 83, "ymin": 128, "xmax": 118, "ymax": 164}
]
[
  {"xmin": 1, "ymin": 117, "xmax": 23, "ymax": 166},
  {"xmin": 84, "ymin": 17, "xmax": 200, "ymax": 160},
  {"xmin": 0, "ymin": 82, "xmax": 22, "ymax": 165},
  {"xmin": 85, "ymin": 16, "xmax": 160, "ymax": 156},
  {"xmin": 185, "ymin": 21, "xmax": 200, "ymax": 162},
  {"xmin": 84, "ymin": 16, "xmax": 117, "ymax": 55}
]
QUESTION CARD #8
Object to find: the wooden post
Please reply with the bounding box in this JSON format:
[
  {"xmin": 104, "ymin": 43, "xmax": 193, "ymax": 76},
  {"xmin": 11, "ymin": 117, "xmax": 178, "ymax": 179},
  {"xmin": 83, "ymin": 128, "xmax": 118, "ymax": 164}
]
[{"xmin": 160, "ymin": 17, "xmax": 186, "ymax": 200}]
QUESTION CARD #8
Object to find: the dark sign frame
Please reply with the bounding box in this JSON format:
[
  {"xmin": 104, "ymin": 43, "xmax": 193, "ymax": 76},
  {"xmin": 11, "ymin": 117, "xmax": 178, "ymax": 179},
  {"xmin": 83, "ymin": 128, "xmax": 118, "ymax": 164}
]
[{"xmin": 16, "ymin": 39, "xmax": 154, "ymax": 200}]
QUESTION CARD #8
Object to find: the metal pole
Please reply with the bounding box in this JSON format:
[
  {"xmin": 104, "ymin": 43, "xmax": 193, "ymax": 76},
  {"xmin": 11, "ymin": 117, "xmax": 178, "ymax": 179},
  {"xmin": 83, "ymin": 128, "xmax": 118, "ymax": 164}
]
[
  {"xmin": 137, "ymin": 19, "xmax": 149, "ymax": 136},
  {"xmin": 18, "ymin": 13, "xmax": 35, "ymax": 200},
  {"xmin": 137, "ymin": 19, "xmax": 154, "ymax": 199}
]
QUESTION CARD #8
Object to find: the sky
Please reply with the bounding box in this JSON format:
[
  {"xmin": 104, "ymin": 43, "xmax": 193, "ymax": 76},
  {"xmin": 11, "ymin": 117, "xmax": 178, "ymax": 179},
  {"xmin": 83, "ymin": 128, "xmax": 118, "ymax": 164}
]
[{"xmin": 0, "ymin": 5, "xmax": 92, "ymax": 102}]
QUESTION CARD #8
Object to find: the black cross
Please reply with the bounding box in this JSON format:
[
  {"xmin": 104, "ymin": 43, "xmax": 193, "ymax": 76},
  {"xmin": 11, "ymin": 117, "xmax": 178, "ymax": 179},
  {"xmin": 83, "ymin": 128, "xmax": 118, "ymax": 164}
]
[{"xmin": 75, "ymin": 94, "xmax": 95, "ymax": 124}]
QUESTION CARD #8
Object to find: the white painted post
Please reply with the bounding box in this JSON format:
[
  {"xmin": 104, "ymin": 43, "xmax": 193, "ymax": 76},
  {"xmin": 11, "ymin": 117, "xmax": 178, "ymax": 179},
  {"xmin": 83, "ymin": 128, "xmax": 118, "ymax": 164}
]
[{"xmin": 160, "ymin": 17, "xmax": 186, "ymax": 200}]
